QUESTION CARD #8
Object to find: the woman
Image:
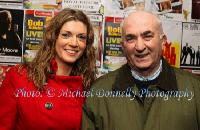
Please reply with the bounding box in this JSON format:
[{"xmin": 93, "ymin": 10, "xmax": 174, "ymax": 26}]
[{"xmin": 0, "ymin": 8, "xmax": 96, "ymax": 129}]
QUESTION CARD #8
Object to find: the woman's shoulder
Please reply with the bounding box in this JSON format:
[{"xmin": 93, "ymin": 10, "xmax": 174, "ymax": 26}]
[
  {"xmin": 6, "ymin": 64, "xmax": 27, "ymax": 79},
  {"xmin": 1, "ymin": 64, "xmax": 29, "ymax": 90}
]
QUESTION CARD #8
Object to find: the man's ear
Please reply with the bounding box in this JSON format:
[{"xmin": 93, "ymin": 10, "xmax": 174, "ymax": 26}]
[
  {"xmin": 121, "ymin": 41, "xmax": 126, "ymax": 55},
  {"xmin": 161, "ymin": 34, "xmax": 167, "ymax": 49}
]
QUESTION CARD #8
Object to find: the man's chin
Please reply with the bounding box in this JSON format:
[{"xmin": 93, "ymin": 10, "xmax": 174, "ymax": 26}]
[
  {"xmin": 134, "ymin": 65, "xmax": 151, "ymax": 71},
  {"xmin": 128, "ymin": 60, "xmax": 153, "ymax": 71},
  {"xmin": 129, "ymin": 63, "xmax": 151, "ymax": 71},
  {"xmin": 134, "ymin": 62, "xmax": 151, "ymax": 70}
]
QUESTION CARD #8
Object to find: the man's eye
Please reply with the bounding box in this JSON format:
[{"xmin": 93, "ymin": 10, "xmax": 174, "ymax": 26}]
[
  {"xmin": 143, "ymin": 35, "xmax": 153, "ymax": 41},
  {"xmin": 125, "ymin": 34, "xmax": 136, "ymax": 43}
]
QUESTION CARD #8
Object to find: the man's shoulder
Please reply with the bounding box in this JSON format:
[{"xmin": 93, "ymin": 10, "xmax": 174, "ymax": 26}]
[
  {"xmin": 173, "ymin": 67, "xmax": 200, "ymax": 84},
  {"xmin": 92, "ymin": 67, "xmax": 123, "ymax": 90}
]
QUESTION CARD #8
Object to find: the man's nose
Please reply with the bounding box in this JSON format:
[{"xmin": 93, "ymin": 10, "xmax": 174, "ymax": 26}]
[{"xmin": 135, "ymin": 37, "xmax": 145, "ymax": 52}]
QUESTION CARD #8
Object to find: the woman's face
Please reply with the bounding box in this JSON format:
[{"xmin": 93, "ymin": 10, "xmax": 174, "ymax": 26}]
[{"xmin": 55, "ymin": 20, "xmax": 87, "ymax": 65}]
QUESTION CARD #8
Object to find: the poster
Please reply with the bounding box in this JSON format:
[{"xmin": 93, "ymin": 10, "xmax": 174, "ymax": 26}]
[
  {"xmin": 101, "ymin": 0, "xmax": 122, "ymax": 16},
  {"xmin": 62, "ymin": 0, "xmax": 102, "ymax": 13},
  {"xmin": 23, "ymin": 10, "xmax": 53, "ymax": 62},
  {"xmin": 0, "ymin": 8, "xmax": 24, "ymax": 63},
  {"xmin": 88, "ymin": 14, "xmax": 103, "ymax": 68},
  {"xmin": 192, "ymin": 0, "xmax": 200, "ymax": 20},
  {"xmin": 181, "ymin": 22, "xmax": 200, "ymax": 71},
  {"xmin": 145, "ymin": 0, "xmax": 191, "ymax": 21},
  {"xmin": 115, "ymin": 0, "xmax": 145, "ymax": 10},
  {"xmin": 102, "ymin": 0, "xmax": 145, "ymax": 16},
  {"xmin": 162, "ymin": 20, "xmax": 182, "ymax": 68},
  {"xmin": 0, "ymin": 0, "xmax": 23, "ymax": 9},
  {"xmin": 155, "ymin": 0, "xmax": 183, "ymax": 14},
  {"xmin": 23, "ymin": 0, "xmax": 62, "ymax": 10},
  {"xmin": 103, "ymin": 16, "xmax": 126, "ymax": 71}
]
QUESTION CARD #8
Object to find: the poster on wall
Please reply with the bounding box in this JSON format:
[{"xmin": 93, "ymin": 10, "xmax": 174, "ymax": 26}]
[
  {"xmin": 191, "ymin": 0, "xmax": 200, "ymax": 20},
  {"xmin": 0, "ymin": 8, "xmax": 24, "ymax": 63},
  {"xmin": 162, "ymin": 20, "xmax": 182, "ymax": 68},
  {"xmin": 88, "ymin": 14, "xmax": 103, "ymax": 68},
  {"xmin": 154, "ymin": 0, "xmax": 183, "ymax": 14},
  {"xmin": 145, "ymin": 0, "xmax": 191, "ymax": 21},
  {"xmin": 181, "ymin": 22, "xmax": 200, "ymax": 73},
  {"xmin": 102, "ymin": 0, "xmax": 145, "ymax": 16},
  {"xmin": 114, "ymin": 0, "xmax": 145, "ymax": 10},
  {"xmin": 0, "ymin": 0, "xmax": 23, "ymax": 9},
  {"xmin": 102, "ymin": 16, "xmax": 126, "ymax": 72},
  {"xmin": 101, "ymin": 0, "xmax": 123, "ymax": 16},
  {"xmin": 23, "ymin": 10, "xmax": 54, "ymax": 62},
  {"xmin": 62, "ymin": 0, "xmax": 102, "ymax": 13},
  {"xmin": 23, "ymin": 0, "xmax": 62, "ymax": 10}
]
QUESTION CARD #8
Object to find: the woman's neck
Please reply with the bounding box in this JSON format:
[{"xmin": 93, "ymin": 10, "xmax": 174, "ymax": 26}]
[{"xmin": 55, "ymin": 57, "xmax": 73, "ymax": 76}]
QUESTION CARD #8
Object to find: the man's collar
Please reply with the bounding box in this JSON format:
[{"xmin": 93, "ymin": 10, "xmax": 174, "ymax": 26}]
[
  {"xmin": 157, "ymin": 58, "xmax": 178, "ymax": 91},
  {"xmin": 112, "ymin": 64, "xmax": 135, "ymax": 92},
  {"xmin": 112, "ymin": 58, "xmax": 178, "ymax": 91},
  {"xmin": 131, "ymin": 60, "xmax": 162, "ymax": 81}
]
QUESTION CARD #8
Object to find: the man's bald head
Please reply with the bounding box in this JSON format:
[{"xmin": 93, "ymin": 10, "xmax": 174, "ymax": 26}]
[{"xmin": 121, "ymin": 11, "xmax": 164, "ymax": 40}]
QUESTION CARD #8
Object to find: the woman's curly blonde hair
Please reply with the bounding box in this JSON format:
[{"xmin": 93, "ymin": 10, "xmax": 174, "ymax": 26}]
[{"xmin": 23, "ymin": 8, "xmax": 97, "ymax": 90}]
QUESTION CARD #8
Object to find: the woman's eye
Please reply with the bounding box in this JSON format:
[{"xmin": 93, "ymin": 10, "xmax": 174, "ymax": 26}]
[
  {"xmin": 61, "ymin": 32, "xmax": 71, "ymax": 38},
  {"xmin": 77, "ymin": 34, "xmax": 87, "ymax": 41}
]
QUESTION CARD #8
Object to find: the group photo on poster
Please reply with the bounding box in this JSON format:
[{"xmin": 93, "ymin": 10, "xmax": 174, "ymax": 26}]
[
  {"xmin": 0, "ymin": 8, "xmax": 24, "ymax": 63},
  {"xmin": 181, "ymin": 22, "xmax": 200, "ymax": 68}
]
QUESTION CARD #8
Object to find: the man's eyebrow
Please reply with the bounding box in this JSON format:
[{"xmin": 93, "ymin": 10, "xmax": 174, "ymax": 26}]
[
  {"xmin": 141, "ymin": 31, "xmax": 154, "ymax": 36},
  {"xmin": 125, "ymin": 34, "xmax": 136, "ymax": 37}
]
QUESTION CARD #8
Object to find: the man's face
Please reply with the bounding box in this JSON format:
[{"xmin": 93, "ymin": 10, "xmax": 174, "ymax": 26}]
[{"xmin": 122, "ymin": 12, "xmax": 165, "ymax": 73}]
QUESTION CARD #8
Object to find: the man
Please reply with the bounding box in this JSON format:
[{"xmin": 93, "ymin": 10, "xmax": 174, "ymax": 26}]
[
  {"xmin": 82, "ymin": 11, "xmax": 200, "ymax": 130},
  {"xmin": 0, "ymin": 10, "xmax": 22, "ymax": 56}
]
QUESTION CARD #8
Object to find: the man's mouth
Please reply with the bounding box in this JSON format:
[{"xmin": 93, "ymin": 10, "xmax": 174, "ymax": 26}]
[{"xmin": 135, "ymin": 53, "xmax": 148, "ymax": 58}]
